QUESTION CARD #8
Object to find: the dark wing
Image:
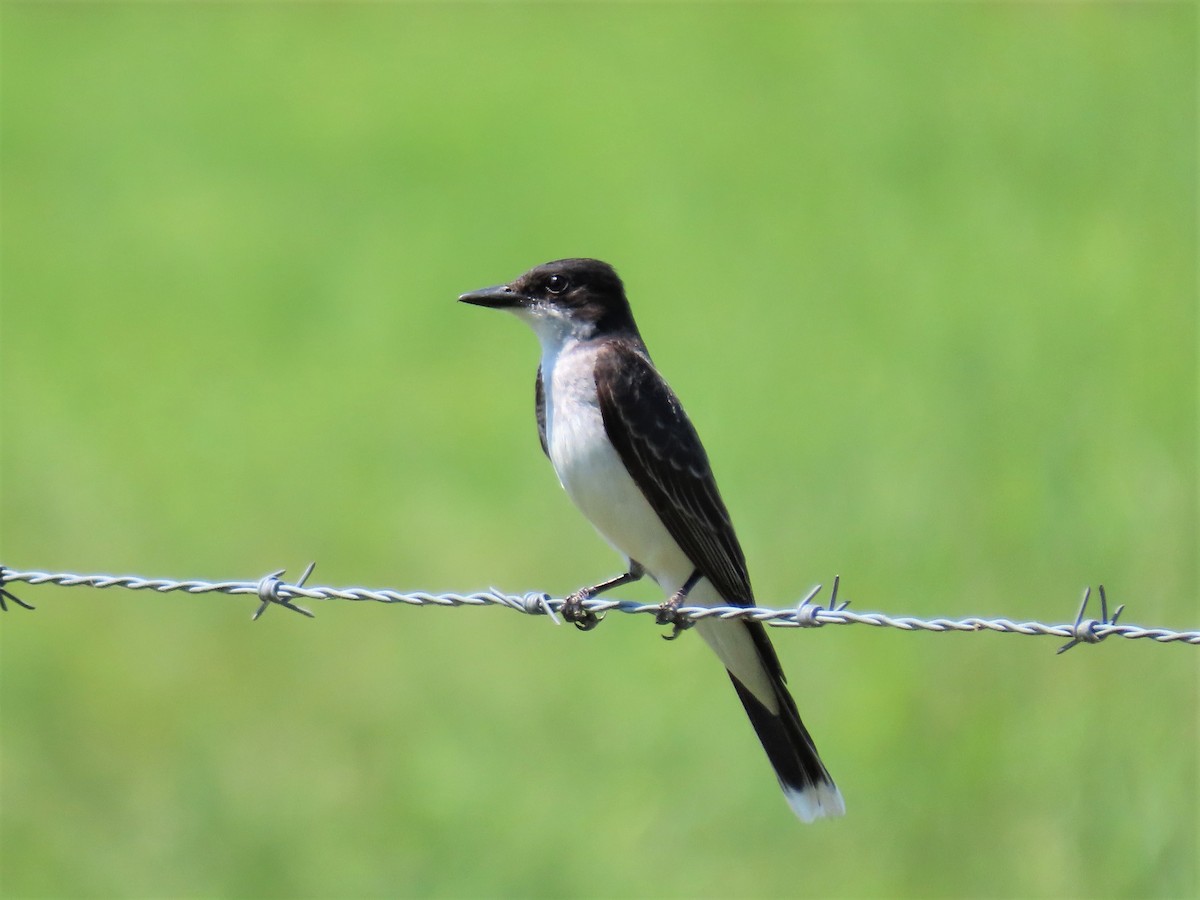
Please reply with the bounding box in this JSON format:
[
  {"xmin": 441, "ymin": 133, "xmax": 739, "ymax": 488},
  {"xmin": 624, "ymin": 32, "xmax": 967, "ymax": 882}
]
[
  {"xmin": 535, "ymin": 365, "xmax": 549, "ymax": 458},
  {"xmin": 594, "ymin": 338, "xmax": 753, "ymax": 606}
]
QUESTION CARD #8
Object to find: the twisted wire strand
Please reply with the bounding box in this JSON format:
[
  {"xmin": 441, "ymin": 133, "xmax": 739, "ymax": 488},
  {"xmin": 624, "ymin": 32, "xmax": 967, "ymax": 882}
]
[{"xmin": 2, "ymin": 565, "xmax": 1196, "ymax": 649}]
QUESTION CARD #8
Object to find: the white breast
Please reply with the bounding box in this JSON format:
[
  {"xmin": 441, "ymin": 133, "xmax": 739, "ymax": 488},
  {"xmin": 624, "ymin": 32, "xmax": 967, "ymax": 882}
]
[
  {"xmin": 529, "ymin": 322, "xmax": 778, "ymax": 707},
  {"xmin": 540, "ymin": 338, "xmax": 692, "ymax": 590}
]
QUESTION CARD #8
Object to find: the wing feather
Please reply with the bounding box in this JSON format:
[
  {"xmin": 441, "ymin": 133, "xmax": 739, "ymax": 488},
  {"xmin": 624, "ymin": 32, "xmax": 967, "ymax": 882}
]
[
  {"xmin": 593, "ymin": 340, "xmax": 752, "ymax": 607},
  {"xmin": 535, "ymin": 365, "xmax": 549, "ymax": 458},
  {"xmin": 593, "ymin": 341, "xmax": 838, "ymax": 802}
]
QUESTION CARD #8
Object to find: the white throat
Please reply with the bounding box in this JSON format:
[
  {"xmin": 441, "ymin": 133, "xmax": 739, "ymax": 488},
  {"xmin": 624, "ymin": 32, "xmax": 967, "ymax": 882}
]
[{"xmin": 510, "ymin": 303, "xmax": 598, "ymax": 356}]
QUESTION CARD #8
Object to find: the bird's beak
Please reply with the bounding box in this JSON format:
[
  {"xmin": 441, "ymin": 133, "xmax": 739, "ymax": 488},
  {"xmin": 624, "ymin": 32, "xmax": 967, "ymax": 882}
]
[{"xmin": 458, "ymin": 283, "xmax": 527, "ymax": 309}]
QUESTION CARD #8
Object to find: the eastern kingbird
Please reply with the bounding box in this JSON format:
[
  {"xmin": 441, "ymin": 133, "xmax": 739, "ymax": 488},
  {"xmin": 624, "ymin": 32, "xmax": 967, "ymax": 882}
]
[{"xmin": 459, "ymin": 258, "xmax": 844, "ymax": 822}]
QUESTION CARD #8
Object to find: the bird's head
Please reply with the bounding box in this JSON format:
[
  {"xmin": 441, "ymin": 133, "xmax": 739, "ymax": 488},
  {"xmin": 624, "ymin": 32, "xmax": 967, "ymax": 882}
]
[{"xmin": 459, "ymin": 258, "xmax": 636, "ymax": 342}]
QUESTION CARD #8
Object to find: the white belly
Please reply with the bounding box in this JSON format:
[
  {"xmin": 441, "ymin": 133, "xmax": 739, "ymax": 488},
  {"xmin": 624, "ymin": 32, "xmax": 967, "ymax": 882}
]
[
  {"xmin": 539, "ymin": 337, "xmax": 777, "ymax": 707},
  {"xmin": 543, "ymin": 341, "xmax": 691, "ymax": 587}
]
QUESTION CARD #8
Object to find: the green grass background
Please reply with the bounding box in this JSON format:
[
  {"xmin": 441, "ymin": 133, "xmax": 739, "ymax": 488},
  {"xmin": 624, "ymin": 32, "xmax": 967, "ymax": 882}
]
[{"xmin": 1, "ymin": 3, "xmax": 1196, "ymax": 898}]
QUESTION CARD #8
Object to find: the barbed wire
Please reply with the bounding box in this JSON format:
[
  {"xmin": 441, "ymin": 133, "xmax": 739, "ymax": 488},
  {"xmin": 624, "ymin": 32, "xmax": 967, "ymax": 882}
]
[{"xmin": 1, "ymin": 563, "xmax": 1197, "ymax": 652}]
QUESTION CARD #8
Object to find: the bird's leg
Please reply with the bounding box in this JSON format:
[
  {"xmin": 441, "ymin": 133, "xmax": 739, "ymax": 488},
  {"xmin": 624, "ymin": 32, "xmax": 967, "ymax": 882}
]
[
  {"xmin": 658, "ymin": 568, "xmax": 703, "ymax": 641},
  {"xmin": 561, "ymin": 561, "xmax": 645, "ymax": 632}
]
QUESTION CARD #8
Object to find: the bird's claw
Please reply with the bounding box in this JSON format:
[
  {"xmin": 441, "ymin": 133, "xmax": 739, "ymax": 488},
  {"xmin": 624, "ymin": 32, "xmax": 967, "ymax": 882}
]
[
  {"xmin": 561, "ymin": 591, "xmax": 603, "ymax": 632},
  {"xmin": 656, "ymin": 599, "xmax": 694, "ymax": 641}
]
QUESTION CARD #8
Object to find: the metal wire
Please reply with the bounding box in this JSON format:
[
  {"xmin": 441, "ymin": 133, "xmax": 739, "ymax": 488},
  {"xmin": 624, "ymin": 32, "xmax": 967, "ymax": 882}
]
[{"xmin": 2, "ymin": 564, "xmax": 1196, "ymax": 651}]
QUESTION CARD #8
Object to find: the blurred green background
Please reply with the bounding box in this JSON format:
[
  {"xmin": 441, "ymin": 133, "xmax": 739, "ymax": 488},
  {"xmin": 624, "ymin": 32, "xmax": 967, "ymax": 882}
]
[{"xmin": 1, "ymin": 3, "xmax": 1196, "ymax": 898}]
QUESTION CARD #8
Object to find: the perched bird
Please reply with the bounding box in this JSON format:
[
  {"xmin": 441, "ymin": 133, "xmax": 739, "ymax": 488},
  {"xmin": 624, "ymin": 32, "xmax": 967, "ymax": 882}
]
[{"xmin": 459, "ymin": 258, "xmax": 843, "ymax": 821}]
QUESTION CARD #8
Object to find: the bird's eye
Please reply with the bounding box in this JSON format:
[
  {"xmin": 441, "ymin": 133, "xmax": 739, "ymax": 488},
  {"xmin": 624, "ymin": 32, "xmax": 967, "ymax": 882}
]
[{"xmin": 546, "ymin": 274, "xmax": 569, "ymax": 294}]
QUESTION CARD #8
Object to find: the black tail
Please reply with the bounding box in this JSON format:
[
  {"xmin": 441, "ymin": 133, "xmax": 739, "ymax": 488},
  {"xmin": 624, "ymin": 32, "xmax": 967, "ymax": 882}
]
[{"xmin": 729, "ymin": 667, "xmax": 844, "ymax": 822}]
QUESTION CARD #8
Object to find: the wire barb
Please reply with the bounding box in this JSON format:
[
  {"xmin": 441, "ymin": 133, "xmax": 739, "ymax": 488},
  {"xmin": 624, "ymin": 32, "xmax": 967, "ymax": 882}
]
[
  {"xmin": 252, "ymin": 562, "xmax": 317, "ymax": 621},
  {"xmin": 525, "ymin": 592, "xmax": 560, "ymax": 624},
  {"xmin": 795, "ymin": 582, "xmax": 826, "ymax": 627},
  {"xmin": 0, "ymin": 566, "xmax": 36, "ymax": 612},
  {"xmin": 1057, "ymin": 584, "xmax": 1125, "ymax": 655},
  {"xmin": 2, "ymin": 565, "xmax": 1196, "ymax": 648},
  {"xmin": 793, "ymin": 575, "xmax": 852, "ymax": 628}
]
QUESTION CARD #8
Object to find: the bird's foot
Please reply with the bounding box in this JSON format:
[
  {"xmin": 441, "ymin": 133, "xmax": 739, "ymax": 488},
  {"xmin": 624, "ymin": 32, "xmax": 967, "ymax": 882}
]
[
  {"xmin": 561, "ymin": 589, "xmax": 603, "ymax": 632},
  {"xmin": 656, "ymin": 594, "xmax": 695, "ymax": 642}
]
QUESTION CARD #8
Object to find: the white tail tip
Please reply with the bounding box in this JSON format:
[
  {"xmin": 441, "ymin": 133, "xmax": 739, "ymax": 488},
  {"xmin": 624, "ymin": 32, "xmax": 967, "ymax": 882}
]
[{"xmin": 784, "ymin": 782, "xmax": 846, "ymax": 822}]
